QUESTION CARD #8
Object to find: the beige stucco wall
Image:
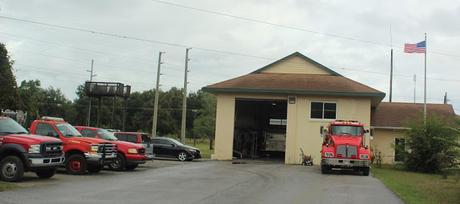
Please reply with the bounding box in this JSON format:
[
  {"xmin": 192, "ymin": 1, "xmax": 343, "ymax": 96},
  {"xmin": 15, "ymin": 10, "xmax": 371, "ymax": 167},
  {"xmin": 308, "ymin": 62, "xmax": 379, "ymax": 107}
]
[
  {"xmin": 260, "ymin": 55, "xmax": 331, "ymax": 75},
  {"xmin": 213, "ymin": 94, "xmax": 235, "ymax": 160},
  {"xmin": 371, "ymin": 129, "xmax": 406, "ymax": 164},
  {"xmin": 212, "ymin": 93, "xmax": 373, "ymax": 165},
  {"xmin": 285, "ymin": 96, "xmax": 372, "ymax": 164}
]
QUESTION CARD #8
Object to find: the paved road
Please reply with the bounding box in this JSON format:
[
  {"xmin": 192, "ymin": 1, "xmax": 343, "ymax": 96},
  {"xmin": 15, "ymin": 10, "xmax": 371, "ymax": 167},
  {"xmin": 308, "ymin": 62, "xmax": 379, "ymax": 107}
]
[{"xmin": 0, "ymin": 161, "xmax": 403, "ymax": 204}]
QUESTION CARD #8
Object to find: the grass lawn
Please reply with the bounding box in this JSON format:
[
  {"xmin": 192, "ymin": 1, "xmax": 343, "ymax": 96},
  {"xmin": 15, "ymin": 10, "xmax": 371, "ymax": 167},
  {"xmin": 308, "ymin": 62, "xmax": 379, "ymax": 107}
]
[
  {"xmin": 0, "ymin": 181, "xmax": 17, "ymax": 192},
  {"xmin": 372, "ymin": 165, "xmax": 460, "ymax": 204},
  {"xmin": 185, "ymin": 138, "xmax": 214, "ymax": 159}
]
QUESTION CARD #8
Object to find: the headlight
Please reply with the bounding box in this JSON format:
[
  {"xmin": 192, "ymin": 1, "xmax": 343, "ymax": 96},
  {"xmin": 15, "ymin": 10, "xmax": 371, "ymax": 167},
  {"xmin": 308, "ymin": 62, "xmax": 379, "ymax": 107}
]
[
  {"xmin": 127, "ymin": 148, "xmax": 138, "ymax": 154},
  {"xmin": 360, "ymin": 154, "xmax": 369, "ymax": 160},
  {"xmin": 324, "ymin": 152, "xmax": 334, "ymax": 158},
  {"xmin": 28, "ymin": 144, "xmax": 41, "ymax": 153},
  {"xmin": 90, "ymin": 145, "xmax": 99, "ymax": 152}
]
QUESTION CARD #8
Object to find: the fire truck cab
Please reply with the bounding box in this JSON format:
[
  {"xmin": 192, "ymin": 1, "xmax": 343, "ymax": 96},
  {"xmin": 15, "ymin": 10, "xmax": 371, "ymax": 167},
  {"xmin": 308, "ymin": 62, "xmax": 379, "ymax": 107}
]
[{"xmin": 320, "ymin": 120, "xmax": 371, "ymax": 176}]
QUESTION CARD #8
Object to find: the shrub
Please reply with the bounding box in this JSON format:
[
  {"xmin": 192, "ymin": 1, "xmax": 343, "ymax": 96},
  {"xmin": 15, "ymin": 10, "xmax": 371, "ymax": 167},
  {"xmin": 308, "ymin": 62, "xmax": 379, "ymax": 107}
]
[{"xmin": 403, "ymin": 115, "xmax": 459, "ymax": 173}]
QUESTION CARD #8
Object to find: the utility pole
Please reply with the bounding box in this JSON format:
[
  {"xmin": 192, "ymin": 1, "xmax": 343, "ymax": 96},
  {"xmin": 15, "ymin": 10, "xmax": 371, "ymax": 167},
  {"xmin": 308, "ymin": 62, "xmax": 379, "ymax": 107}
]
[
  {"xmin": 389, "ymin": 48, "xmax": 394, "ymax": 102},
  {"xmin": 181, "ymin": 48, "xmax": 191, "ymax": 144},
  {"xmin": 413, "ymin": 74, "xmax": 416, "ymax": 103},
  {"xmin": 423, "ymin": 33, "xmax": 427, "ymax": 122},
  {"xmin": 152, "ymin": 52, "xmax": 164, "ymax": 137},
  {"xmin": 86, "ymin": 59, "xmax": 96, "ymax": 126},
  {"xmin": 443, "ymin": 92, "xmax": 448, "ymax": 104}
]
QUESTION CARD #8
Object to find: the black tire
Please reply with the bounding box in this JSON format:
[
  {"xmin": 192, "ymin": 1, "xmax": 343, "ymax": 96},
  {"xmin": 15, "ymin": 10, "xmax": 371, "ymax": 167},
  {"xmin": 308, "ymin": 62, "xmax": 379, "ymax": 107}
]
[
  {"xmin": 177, "ymin": 151, "xmax": 188, "ymax": 162},
  {"xmin": 87, "ymin": 165, "xmax": 103, "ymax": 173},
  {"xmin": 66, "ymin": 154, "xmax": 87, "ymax": 175},
  {"xmin": 362, "ymin": 167, "xmax": 370, "ymax": 176},
  {"xmin": 125, "ymin": 164, "xmax": 138, "ymax": 171},
  {"xmin": 0, "ymin": 156, "xmax": 24, "ymax": 182},
  {"xmin": 35, "ymin": 168, "xmax": 56, "ymax": 179},
  {"xmin": 108, "ymin": 153, "xmax": 126, "ymax": 171},
  {"xmin": 321, "ymin": 165, "xmax": 330, "ymax": 174}
]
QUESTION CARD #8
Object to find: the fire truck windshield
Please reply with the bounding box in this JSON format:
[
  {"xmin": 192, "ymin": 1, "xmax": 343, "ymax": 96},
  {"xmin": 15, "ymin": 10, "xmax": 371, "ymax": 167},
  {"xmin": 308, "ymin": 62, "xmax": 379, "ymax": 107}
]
[{"xmin": 331, "ymin": 125, "xmax": 363, "ymax": 136}]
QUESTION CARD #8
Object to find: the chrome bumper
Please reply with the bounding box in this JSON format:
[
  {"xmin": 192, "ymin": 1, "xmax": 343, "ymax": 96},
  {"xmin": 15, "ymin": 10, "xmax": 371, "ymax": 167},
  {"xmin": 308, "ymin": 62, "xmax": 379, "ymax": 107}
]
[
  {"xmin": 84, "ymin": 152, "xmax": 117, "ymax": 161},
  {"xmin": 29, "ymin": 156, "xmax": 65, "ymax": 168},
  {"xmin": 321, "ymin": 158, "xmax": 370, "ymax": 167}
]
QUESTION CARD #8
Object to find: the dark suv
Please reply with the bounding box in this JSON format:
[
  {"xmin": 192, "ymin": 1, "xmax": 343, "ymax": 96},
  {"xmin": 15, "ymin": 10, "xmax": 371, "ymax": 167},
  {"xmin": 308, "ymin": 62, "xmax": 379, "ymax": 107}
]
[{"xmin": 151, "ymin": 137, "xmax": 201, "ymax": 162}]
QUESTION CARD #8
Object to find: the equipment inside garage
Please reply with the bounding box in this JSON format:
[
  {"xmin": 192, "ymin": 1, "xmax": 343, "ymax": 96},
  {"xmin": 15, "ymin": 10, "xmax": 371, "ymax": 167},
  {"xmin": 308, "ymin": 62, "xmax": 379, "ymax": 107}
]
[{"xmin": 233, "ymin": 99, "xmax": 287, "ymax": 160}]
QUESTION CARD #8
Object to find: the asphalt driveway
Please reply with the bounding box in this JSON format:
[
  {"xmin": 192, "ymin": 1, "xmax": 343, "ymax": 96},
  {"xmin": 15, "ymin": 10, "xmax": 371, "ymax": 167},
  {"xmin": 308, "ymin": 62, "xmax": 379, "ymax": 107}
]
[{"xmin": 0, "ymin": 160, "xmax": 403, "ymax": 204}]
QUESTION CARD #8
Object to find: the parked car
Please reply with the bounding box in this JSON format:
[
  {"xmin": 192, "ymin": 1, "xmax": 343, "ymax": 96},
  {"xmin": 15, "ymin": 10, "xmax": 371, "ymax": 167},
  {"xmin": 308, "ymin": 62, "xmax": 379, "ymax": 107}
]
[
  {"xmin": 113, "ymin": 132, "xmax": 154, "ymax": 160},
  {"xmin": 75, "ymin": 126, "xmax": 148, "ymax": 171},
  {"xmin": 0, "ymin": 117, "xmax": 64, "ymax": 182},
  {"xmin": 29, "ymin": 117, "xmax": 117, "ymax": 174},
  {"xmin": 151, "ymin": 137, "xmax": 201, "ymax": 161}
]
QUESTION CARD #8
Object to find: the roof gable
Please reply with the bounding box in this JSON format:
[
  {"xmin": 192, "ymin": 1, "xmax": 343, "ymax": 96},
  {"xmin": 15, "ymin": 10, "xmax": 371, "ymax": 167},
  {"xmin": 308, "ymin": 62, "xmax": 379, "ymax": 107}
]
[{"xmin": 252, "ymin": 52, "xmax": 342, "ymax": 76}]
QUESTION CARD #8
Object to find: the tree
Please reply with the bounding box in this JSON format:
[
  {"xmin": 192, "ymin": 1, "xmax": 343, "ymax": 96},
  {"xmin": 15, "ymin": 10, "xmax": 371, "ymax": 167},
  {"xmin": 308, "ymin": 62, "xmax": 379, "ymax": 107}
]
[
  {"xmin": 18, "ymin": 80, "xmax": 44, "ymax": 117},
  {"xmin": 403, "ymin": 115, "xmax": 460, "ymax": 173},
  {"xmin": 0, "ymin": 43, "xmax": 19, "ymax": 110},
  {"xmin": 192, "ymin": 91, "xmax": 216, "ymax": 139}
]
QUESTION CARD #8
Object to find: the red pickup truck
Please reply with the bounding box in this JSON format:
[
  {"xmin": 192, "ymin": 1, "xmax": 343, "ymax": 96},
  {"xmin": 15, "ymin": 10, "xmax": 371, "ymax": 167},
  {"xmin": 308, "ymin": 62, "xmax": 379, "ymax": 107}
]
[
  {"xmin": 75, "ymin": 126, "xmax": 148, "ymax": 171},
  {"xmin": 29, "ymin": 117, "xmax": 117, "ymax": 175},
  {"xmin": 0, "ymin": 117, "xmax": 64, "ymax": 182}
]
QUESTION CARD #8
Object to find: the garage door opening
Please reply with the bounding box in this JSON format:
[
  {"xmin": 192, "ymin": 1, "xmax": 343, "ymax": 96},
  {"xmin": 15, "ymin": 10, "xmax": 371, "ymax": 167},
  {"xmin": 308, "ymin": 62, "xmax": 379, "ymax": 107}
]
[{"xmin": 233, "ymin": 99, "xmax": 287, "ymax": 161}]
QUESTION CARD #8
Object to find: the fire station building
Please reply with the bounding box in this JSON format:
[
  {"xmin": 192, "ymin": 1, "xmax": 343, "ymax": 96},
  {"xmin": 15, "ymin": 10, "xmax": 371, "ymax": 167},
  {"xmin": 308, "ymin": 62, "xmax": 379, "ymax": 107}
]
[{"xmin": 203, "ymin": 52, "xmax": 456, "ymax": 164}]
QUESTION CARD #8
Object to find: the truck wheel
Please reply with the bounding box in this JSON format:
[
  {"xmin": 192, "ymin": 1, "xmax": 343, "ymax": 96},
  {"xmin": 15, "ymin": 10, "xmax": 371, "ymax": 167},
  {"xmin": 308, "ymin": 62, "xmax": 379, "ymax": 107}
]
[
  {"xmin": 35, "ymin": 168, "xmax": 56, "ymax": 179},
  {"xmin": 362, "ymin": 167, "xmax": 370, "ymax": 176},
  {"xmin": 321, "ymin": 165, "xmax": 330, "ymax": 174},
  {"xmin": 125, "ymin": 164, "xmax": 138, "ymax": 171},
  {"xmin": 66, "ymin": 154, "xmax": 87, "ymax": 175},
  {"xmin": 0, "ymin": 156, "xmax": 24, "ymax": 182},
  {"xmin": 87, "ymin": 165, "xmax": 103, "ymax": 173},
  {"xmin": 177, "ymin": 152, "xmax": 188, "ymax": 162},
  {"xmin": 108, "ymin": 153, "xmax": 126, "ymax": 171}
]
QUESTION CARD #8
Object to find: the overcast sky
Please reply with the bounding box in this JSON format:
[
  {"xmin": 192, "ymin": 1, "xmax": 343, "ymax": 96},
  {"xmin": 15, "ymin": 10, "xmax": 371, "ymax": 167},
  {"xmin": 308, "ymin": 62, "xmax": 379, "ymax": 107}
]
[{"xmin": 1, "ymin": 0, "xmax": 459, "ymax": 112}]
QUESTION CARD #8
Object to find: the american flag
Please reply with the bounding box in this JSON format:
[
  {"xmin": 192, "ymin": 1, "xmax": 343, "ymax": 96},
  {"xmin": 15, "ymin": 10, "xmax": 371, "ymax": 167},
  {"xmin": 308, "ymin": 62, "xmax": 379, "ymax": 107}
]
[{"xmin": 404, "ymin": 41, "xmax": 426, "ymax": 53}]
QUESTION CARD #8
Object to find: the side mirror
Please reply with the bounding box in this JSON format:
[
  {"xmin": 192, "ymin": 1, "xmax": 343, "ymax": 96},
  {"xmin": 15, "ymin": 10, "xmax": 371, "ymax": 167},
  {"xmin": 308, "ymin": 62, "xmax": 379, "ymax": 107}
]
[
  {"xmin": 320, "ymin": 126, "xmax": 324, "ymax": 137},
  {"xmin": 365, "ymin": 129, "xmax": 370, "ymax": 133}
]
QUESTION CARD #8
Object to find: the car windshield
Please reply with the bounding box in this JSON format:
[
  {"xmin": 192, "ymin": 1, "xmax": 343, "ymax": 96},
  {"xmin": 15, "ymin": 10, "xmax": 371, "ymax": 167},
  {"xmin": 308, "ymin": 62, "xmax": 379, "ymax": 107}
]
[
  {"xmin": 97, "ymin": 129, "xmax": 118, "ymax": 141},
  {"xmin": 331, "ymin": 125, "xmax": 363, "ymax": 136},
  {"xmin": 56, "ymin": 123, "xmax": 82, "ymax": 137},
  {"xmin": 169, "ymin": 138, "xmax": 184, "ymax": 146},
  {"xmin": 0, "ymin": 118, "xmax": 28, "ymax": 136}
]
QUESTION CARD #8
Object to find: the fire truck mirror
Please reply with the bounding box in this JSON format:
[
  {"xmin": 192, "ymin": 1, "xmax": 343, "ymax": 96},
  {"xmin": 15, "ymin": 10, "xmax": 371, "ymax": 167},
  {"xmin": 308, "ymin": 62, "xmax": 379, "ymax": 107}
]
[{"xmin": 320, "ymin": 126, "xmax": 323, "ymax": 136}]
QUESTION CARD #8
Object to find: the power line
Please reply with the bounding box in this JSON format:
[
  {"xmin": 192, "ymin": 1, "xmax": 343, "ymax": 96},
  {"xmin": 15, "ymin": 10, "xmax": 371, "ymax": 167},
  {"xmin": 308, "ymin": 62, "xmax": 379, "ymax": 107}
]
[
  {"xmin": 149, "ymin": 0, "xmax": 460, "ymax": 59},
  {"xmin": 0, "ymin": 15, "xmax": 272, "ymax": 60}
]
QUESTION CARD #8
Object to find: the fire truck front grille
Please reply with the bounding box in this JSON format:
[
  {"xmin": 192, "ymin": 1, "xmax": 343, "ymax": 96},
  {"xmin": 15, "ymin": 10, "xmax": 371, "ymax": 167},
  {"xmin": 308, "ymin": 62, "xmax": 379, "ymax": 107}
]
[
  {"xmin": 336, "ymin": 145, "xmax": 357, "ymax": 158},
  {"xmin": 41, "ymin": 142, "xmax": 63, "ymax": 157},
  {"xmin": 98, "ymin": 144, "xmax": 117, "ymax": 155}
]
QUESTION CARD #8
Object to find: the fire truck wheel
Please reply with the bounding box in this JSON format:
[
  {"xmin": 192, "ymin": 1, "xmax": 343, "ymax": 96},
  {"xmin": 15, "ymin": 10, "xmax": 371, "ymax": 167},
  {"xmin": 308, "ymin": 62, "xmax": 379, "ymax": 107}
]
[
  {"xmin": 35, "ymin": 168, "xmax": 56, "ymax": 179},
  {"xmin": 66, "ymin": 154, "xmax": 87, "ymax": 175},
  {"xmin": 362, "ymin": 167, "xmax": 370, "ymax": 176},
  {"xmin": 321, "ymin": 165, "xmax": 330, "ymax": 174},
  {"xmin": 108, "ymin": 153, "xmax": 126, "ymax": 171},
  {"xmin": 0, "ymin": 156, "xmax": 24, "ymax": 182}
]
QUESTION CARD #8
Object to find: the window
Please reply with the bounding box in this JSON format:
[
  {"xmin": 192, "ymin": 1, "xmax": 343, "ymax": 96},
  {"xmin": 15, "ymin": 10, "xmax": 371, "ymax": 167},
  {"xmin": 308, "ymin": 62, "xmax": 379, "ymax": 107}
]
[
  {"xmin": 36, "ymin": 123, "xmax": 59, "ymax": 138},
  {"xmin": 394, "ymin": 138, "xmax": 406, "ymax": 162},
  {"xmin": 310, "ymin": 102, "xmax": 336, "ymax": 119},
  {"xmin": 331, "ymin": 126, "xmax": 363, "ymax": 136},
  {"xmin": 115, "ymin": 134, "xmax": 128, "ymax": 142},
  {"xmin": 127, "ymin": 135, "xmax": 138, "ymax": 143},
  {"xmin": 80, "ymin": 129, "xmax": 97, "ymax": 138},
  {"xmin": 153, "ymin": 139, "xmax": 171, "ymax": 145}
]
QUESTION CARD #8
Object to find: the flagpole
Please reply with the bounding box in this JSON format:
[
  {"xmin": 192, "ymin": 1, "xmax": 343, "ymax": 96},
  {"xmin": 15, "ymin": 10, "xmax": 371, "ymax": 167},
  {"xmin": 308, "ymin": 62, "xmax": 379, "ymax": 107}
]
[{"xmin": 423, "ymin": 33, "xmax": 427, "ymax": 122}]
